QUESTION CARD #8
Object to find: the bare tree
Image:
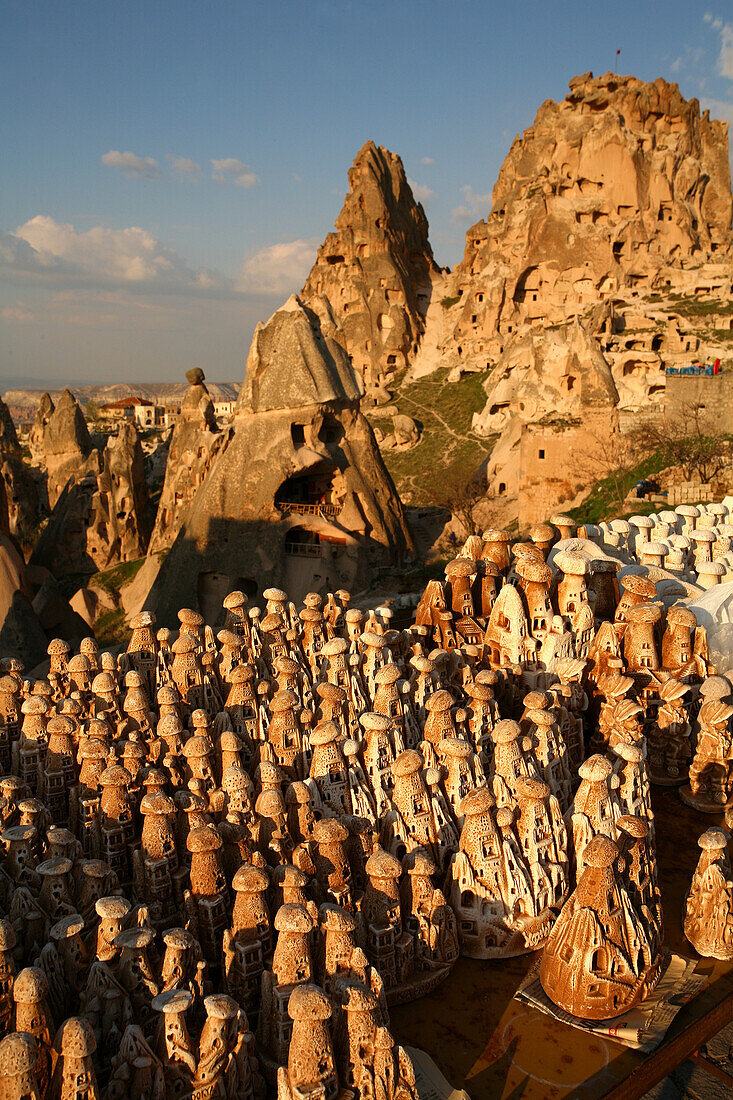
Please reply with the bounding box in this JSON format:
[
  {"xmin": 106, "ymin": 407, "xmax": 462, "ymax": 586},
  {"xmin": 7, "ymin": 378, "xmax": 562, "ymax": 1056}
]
[
  {"xmin": 573, "ymin": 428, "xmax": 652, "ymax": 514},
  {"xmin": 645, "ymin": 402, "xmax": 730, "ymax": 485},
  {"xmin": 425, "ymin": 467, "xmax": 488, "ymax": 537}
]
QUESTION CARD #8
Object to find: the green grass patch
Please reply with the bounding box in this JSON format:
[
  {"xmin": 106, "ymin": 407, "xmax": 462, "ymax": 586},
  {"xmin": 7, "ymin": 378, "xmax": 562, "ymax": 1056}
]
[
  {"xmin": 381, "ymin": 367, "xmax": 493, "ymax": 503},
  {"xmin": 666, "ymin": 294, "xmax": 733, "ymax": 319},
  {"xmin": 440, "ymin": 295, "xmax": 462, "ymax": 309},
  {"xmin": 95, "ymin": 608, "xmax": 131, "ymax": 648},
  {"xmin": 91, "ymin": 557, "xmax": 147, "ymax": 597},
  {"xmin": 566, "ymin": 448, "xmax": 670, "ymax": 526}
]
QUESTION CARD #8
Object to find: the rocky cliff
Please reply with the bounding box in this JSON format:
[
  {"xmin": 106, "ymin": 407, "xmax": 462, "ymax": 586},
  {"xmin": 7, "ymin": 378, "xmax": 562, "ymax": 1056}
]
[
  {"xmin": 441, "ymin": 72, "xmax": 731, "ymax": 389},
  {"xmin": 0, "ymin": 473, "xmax": 52, "ymax": 669},
  {"xmin": 295, "ymin": 74, "xmax": 732, "ymax": 530},
  {"xmin": 31, "ymin": 422, "xmax": 153, "ymax": 576},
  {"xmin": 0, "ymin": 396, "xmax": 39, "ymax": 546},
  {"xmin": 301, "ymin": 141, "xmax": 439, "ymax": 398},
  {"xmin": 30, "ymin": 389, "xmax": 94, "ymax": 507}
]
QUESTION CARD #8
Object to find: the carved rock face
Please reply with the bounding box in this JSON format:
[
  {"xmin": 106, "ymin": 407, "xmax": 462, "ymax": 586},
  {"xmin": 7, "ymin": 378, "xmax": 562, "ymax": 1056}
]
[
  {"xmin": 147, "ymin": 298, "xmax": 412, "ymax": 620},
  {"xmin": 300, "ymin": 141, "xmax": 438, "ymax": 391}
]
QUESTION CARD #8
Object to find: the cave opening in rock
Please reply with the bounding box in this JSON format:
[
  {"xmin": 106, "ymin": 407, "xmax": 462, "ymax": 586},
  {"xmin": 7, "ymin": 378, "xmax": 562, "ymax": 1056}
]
[{"xmin": 275, "ymin": 462, "xmax": 341, "ymax": 517}]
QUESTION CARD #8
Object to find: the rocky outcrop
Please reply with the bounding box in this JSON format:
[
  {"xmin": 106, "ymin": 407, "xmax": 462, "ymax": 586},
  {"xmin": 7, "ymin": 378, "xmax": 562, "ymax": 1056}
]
[
  {"xmin": 146, "ymin": 296, "xmax": 413, "ymax": 624},
  {"xmin": 30, "ymin": 389, "xmax": 94, "ymax": 507},
  {"xmin": 28, "ymin": 391, "xmax": 54, "ymax": 462},
  {"xmin": 148, "ymin": 368, "xmax": 224, "ymax": 554},
  {"xmin": 473, "ymin": 322, "xmax": 625, "ymax": 527},
  {"xmin": 30, "ymin": 422, "xmax": 152, "ymax": 576},
  {"xmin": 301, "ymin": 141, "xmax": 439, "ymax": 394},
  {"xmin": 426, "ymin": 74, "xmax": 731, "ymax": 526},
  {"xmin": 0, "ymin": 397, "xmax": 39, "ymax": 546},
  {"xmin": 291, "ymin": 77, "xmax": 733, "ymax": 532},
  {"xmin": 0, "ymin": 474, "xmax": 49, "ymax": 669},
  {"xmin": 474, "ymin": 319, "xmax": 619, "ymax": 436},
  {"xmin": 444, "ymin": 72, "xmax": 731, "ymax": 380}
]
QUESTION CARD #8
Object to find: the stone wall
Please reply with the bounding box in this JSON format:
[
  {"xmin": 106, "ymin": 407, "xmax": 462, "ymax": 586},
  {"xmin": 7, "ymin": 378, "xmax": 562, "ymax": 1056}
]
[
  {"xmin": 667, "ymin": 482, "xmax": 714, "ymax": 506},
  {"xmin": 664, "ymin": 373, "xmax": 733, "ymax": 433}
]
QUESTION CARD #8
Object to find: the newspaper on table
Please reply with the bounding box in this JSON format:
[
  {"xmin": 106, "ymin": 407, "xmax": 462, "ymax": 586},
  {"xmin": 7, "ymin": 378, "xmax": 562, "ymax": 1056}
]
[
  {"xmin": 405, "ymin": 1046, "xmax": 471, "ymax": 1100},
  {"xmin": 515, "ymin": 952, "xmax": 708, "ymax": 1052}
]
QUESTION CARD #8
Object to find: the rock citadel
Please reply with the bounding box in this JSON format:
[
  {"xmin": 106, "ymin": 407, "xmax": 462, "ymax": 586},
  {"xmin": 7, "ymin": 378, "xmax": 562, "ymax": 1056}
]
[{"xmin": 300, "ymin": 71, "xmax": 732, "ymax": 527}]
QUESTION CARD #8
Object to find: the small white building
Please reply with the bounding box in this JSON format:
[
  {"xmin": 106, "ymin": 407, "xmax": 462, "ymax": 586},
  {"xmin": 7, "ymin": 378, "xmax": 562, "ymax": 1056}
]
[{"xmin": 133, "ymin": 402, "xmax": 156, "ymax": 428}]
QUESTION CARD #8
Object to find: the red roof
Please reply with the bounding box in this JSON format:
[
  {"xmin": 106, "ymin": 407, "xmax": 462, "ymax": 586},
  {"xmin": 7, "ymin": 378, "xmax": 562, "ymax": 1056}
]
[{"xmin": 100, "ymin": 396, "xmax": 152, "ymax": 410}]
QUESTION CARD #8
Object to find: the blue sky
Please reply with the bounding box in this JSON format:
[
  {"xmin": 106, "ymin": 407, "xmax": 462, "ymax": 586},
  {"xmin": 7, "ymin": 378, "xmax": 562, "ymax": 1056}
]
[{"xmin": 2, "ymin": 1, "xmax": 732, "ymax": 388}]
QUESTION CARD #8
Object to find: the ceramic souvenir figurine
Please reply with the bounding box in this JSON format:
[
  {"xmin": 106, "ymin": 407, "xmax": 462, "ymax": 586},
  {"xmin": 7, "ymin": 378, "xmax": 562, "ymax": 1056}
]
[
  {"xmin": 540, "ymin": 834, "xmax": 662, "ymax": 1020},
  {"xmin": 683, "ymin": 827, "xmax": 733, "ymax": 960},
  {"xmin": 681, "ymin": 698, "xmax": 733, "ymax": 812}
]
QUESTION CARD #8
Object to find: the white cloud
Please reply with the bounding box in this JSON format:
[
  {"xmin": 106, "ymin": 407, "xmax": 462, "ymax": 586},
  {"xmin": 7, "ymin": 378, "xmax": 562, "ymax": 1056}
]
[
  {"xmin": 167, "ymin": 155, "xmax": 202, "ymax": 179},
  {"xmin": 451, "ymin": 185, "xmax": 492, "ymax": 220},
  {"xmin": 101, "ymin": 149, "xmax": 161, "ymax": 179},
  {"xmin": 211, "ymin": 158, "xmax": 259, "ymax": 188},
  {"xmin": 237, "ymin": 238, "xmax": 318, "ymax": 294},
  {"xmin": 704, "ymin": 13, "xmax": 724, "ymax": 31},
  {"xmin": 1, "ymin": 303, "xmax": 34, "ymax": 323},
  {"xmin": 420, "ymin": 156, "xmax": 435, "ymax": 165},
  {"xmin": 719, "ymin": 23, "xmax": 733, "ymax": 79},
  {"xmin": 407, "ymin": 178, "xmax": 435, "ymax": 204},
  {"xmin": 0, "ymin": 215, "xmax": 233, "ymax": 297}
]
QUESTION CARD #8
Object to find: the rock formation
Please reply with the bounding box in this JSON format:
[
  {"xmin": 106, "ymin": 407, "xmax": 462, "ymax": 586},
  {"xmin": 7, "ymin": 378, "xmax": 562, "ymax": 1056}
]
[
  {"xmin": 474, "ymin": 320, "xmax": 619, "ymax": 437},
  {"xmin": 445, "ymin": 72, "xmax": 731, "ymax": 380},
  {"xmin": 432, "ymin": 74, "xmax": 731, "ymax": 525},
  {"xmin": 148, "ymin": 368, "xmax": 224, "ymax": 554},
  {"xmin": 30, "ymin": 423, "xmax": 153, "ymax": 576},
  {"xmin": 478, "ymin": 321, "xmax": 621, "ymax": 526},
  {"xmin": 27, "ymin": 391, "xmax": 54, "ymax": 462},
  {"xmin": 0, "ymin": 398, "xmax": 39, "ymax": 546},
  {"xmin": 30, "ymin": 389, "xmax": 94, "ymax": 508},
  {"xmin": 301, "ymin": 140, "xmax": 438, "ymax": 395},
  {"xmin": 0, "ymin": 474, "xmax": 48, "ymax": 669},
  {"xmin": 294, "ymin": 75, "xmax": 732, "ymax": 530},
  {"xmin": 146, "ymin": 296, "xmax": 413, "ymax": 624}
]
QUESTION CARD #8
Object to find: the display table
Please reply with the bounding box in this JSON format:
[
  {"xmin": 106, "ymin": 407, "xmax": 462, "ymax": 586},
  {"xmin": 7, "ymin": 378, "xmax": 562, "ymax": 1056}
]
[{"xmin": 390, "ymin": 787, "xmax": 733, "ymax": 1099}]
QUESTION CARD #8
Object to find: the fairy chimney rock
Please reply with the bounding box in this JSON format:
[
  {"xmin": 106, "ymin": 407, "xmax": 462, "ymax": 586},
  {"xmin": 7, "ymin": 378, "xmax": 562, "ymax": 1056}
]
[{"xmin": 301, "ymin": 140, "xmax": 439, "ymax": 389}]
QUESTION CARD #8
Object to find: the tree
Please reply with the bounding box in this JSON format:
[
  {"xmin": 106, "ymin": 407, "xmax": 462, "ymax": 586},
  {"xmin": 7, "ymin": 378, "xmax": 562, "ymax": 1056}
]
[
  {"xmin": 85, "ymin": 400, "xmax": 100, "ymax": 422},
  {"xmin": 573, "ymin": 427, "xmax": 653, "ymax": 515},
  {"xmin": 424, "ymin": 466, "xmax": 489, "ymax": 537},
  {"xmin": 645, "ymin": 402, "xmax": 731, "ymax": 485}
]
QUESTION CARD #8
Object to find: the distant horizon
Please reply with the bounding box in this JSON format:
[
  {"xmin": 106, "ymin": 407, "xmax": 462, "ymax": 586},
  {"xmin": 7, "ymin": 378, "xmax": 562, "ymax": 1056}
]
[
  {"xmin": 3, "ymin": 1, "xmax": 733, "ymax": 386},
  {"xmin": 1, "ymin": 376, "xmax": 241, "ymax": 396}
]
